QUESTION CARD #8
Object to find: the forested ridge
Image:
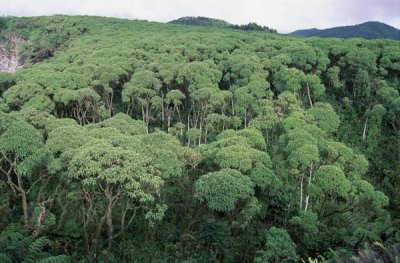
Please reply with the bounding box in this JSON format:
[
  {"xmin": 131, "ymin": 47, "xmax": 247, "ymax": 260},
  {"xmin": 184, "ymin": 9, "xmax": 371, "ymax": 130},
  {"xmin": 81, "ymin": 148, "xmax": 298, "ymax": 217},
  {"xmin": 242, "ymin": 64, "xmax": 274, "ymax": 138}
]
[
  {"xmin": 169, "ymin": 17, "xmax": 277, "ymax": 33},
  {"xmin": 0, "ymin": 15, "xmax": 399, "ymax": 262},
  {"xmin": 290, "ymin": 21, "xmax": 400, "ymax": 40}
]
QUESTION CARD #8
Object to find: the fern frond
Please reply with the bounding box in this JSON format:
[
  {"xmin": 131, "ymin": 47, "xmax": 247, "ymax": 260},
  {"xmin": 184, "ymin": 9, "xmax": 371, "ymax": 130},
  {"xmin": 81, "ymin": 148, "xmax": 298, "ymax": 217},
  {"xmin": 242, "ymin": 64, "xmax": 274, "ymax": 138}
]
[
  {"xmin": 0, "ymin": 252, "xmax": 12, "ymax": 263},
  {"xmin": 36, "ymin": 255, "xmax": 70, "ymax": 263}
]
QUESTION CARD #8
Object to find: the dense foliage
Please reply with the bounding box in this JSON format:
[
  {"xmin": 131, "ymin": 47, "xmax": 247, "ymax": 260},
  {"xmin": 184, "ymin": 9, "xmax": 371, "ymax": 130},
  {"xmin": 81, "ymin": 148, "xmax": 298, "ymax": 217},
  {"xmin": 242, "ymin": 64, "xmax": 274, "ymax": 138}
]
[
  {"xmin": 290, "ymin": 21, "xmax": 400, "ymax": 40},
  {"xmin": 169, "ymin": 17, "xmax": 232, "ymax": 28},
  {"xmin": 0, "ymin": 15, "xmax": 399, "ymax": 262},
  {"xmin": 169, "ymin": 16, "xmax": 277, "ymax": 33}
]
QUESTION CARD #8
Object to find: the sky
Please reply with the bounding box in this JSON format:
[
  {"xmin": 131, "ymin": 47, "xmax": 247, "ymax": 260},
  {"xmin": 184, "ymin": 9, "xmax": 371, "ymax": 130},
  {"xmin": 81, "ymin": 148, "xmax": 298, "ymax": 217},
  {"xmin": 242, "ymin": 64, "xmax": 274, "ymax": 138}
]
[{"xmin": 1, "ymin": 0, "xmax": 399, "ymax": 33}]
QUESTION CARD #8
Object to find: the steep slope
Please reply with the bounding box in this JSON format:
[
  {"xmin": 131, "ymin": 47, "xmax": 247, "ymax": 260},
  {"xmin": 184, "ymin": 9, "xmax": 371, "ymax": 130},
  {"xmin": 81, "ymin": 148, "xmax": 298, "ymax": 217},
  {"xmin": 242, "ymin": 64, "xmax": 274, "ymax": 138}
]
[
  {"xmin": 290, "ymin": 21, "xmax": 400, "ymax": 40},
  {"xmin": 0, "ymin": 34, "xmax": 26, "ymax": 72}
]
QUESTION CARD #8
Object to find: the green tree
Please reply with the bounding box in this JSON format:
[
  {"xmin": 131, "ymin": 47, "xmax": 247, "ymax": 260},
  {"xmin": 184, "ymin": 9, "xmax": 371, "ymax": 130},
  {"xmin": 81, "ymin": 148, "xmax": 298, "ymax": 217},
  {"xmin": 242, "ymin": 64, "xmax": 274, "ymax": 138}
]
[
  {"xmin": 195, "ymin": 169, "xmax": 254, "ymax": 212},
  {"xmin": 255, "ymin": 227, "xmax": 299, "ymax": 263},
  {"xmin": 122, "ymin": 70, "xmax": 162, "ymax": 133},
  {"xmin": 68, "ymin": 140, "xmax": 165, "ymax": 253},
  {"xmin": 165, "ymin": 89, "xmax": 185, "ymax": 132},
  {"xmin": 0, "ymin": 112, "xmax": 47, "ymax": 229}
]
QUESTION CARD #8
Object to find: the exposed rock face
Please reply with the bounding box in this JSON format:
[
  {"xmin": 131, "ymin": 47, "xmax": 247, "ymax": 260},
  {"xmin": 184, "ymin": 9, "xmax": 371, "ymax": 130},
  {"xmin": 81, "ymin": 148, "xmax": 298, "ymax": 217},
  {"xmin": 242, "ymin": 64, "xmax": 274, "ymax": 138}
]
[{"xmin": 0, "ymin": 34, "xmax": 26, "ymax": 72}]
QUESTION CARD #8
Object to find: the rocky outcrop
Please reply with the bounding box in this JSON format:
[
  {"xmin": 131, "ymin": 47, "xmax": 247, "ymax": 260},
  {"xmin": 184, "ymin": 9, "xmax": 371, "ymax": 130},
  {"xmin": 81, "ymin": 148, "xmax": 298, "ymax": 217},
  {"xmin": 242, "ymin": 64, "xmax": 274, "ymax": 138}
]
[{"xmin": 0, "ymin": 34, "xmax": 26, "ymax": 72}]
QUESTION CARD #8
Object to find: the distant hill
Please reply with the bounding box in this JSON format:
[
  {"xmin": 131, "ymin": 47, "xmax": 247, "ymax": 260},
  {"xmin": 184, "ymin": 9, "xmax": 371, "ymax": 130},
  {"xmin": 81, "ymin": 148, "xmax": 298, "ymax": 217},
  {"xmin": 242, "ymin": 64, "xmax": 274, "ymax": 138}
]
[
  {"xmin": 169, "ymin": 16, "xmax": 277, "ymax": 33},
  {"xmin": 290, "ymin": 21, "xmax": 400, "ymax": 40},
  {"xmin": 168, "ymin": 16, "xmax": 232, "ymax": 28}
]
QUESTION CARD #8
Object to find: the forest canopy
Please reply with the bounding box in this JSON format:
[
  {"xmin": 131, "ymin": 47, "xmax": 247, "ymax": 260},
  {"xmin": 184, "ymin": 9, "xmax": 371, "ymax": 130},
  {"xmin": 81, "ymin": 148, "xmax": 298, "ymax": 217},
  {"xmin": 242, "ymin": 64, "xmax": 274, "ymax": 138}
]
[{"xmin": 0, "ymin": 15, "xmax": 399, "ymax": 262}]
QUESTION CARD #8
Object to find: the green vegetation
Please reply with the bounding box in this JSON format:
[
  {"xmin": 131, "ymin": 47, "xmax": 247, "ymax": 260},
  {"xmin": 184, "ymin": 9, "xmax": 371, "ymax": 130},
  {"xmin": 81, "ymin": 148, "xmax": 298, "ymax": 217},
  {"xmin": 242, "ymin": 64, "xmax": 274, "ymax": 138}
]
[
  {"xmin": 169, "ymin": 16, "xmax": 277, "ymax": 33},
  {"xmin": 0, "ymin": 15, "xmax": 399, "ymax": 262},
  {"xmin": 290, "ymin": 21, "xmax": 400, "ymax": 40},
  {"xmin": 169, "ymin": 16, "xmax": 232, "ymax": 28}
]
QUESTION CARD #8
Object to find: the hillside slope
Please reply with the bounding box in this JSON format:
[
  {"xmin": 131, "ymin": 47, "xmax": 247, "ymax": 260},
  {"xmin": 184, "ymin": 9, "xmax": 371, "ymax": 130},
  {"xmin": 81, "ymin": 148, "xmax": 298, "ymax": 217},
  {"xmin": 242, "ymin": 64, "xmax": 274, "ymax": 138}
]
[
  {"xmin": 291, "ymin": 21, "xmax": 400, "ymax": 40},
  {"xmin": 0, "ymin": 15, "xmax": 399, "ymax": 263}
]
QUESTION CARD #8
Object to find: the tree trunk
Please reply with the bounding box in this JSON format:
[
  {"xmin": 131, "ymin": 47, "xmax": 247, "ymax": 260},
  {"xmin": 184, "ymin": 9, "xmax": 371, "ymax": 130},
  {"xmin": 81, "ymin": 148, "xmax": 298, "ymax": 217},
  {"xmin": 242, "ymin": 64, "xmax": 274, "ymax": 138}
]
[
  {"xmin": 33, "ymin": 203, "xmax": 46, "ymax": 237},
  {"xmin": 362, "ymin": 118, "xmax": 368, "ymax": 141},
  {"xmin": 106, "ymin": 207, "xmax": 113, "ymax": 252},
  {"xmin": 16, "ymin": 175, "xmax": 29, "ymax": 228},
  {"xmin": 306, "ymin": 83, "xmax": 313, "ymax": 108},
  {"xmin": 304, "ymin": 196, "xmax": 309, "ymax": 211},
  {"xmin": 90, "ymin": 215, "xmax": 105, "ymax": 263},
  {"xmin": 146, "ymin": 103, "xmax": 150, "ymax": 134},
  {"xmin": 105, "ymin": 185, "xmax": 114, "ymax": 252},
  {"xmin": 300, "ymin": 175, "xmax": 304, "ymax": 211},
  {"xmin": 109, "ymin": 92, "xmax": 114, "ymax": 117},
  {"xmin": 231, "ymin": 97, "xmax": 235, "ymax": 115},
  {"xmin": 141, "ymin": 106, "xmax": 148, "ymax": 134},
  {"xmin": 198, "ymin": 121, "xmax": 202, "ymax": 146},
  {"xmin": 304, "ymin": 164, "xmax": 313, "ymax": 211},
  {"xmin": 167, "ymin": 115, "xmax": 171, "ymax": 133},
  {"xmin": 161, "ymin": 94, "xmax": 165, "ymax": 121},
  {"xmin": 21, "ymin": 190, "xmax": 28, "ymax": 227}
]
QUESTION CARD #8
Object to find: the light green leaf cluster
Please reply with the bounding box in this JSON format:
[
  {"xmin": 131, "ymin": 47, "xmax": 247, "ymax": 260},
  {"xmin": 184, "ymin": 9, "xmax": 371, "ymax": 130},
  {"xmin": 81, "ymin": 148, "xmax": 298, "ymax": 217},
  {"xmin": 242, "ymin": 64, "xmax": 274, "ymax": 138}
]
[{"xmin": 195, "ymin": 169, "xmax": 254, "ymax": 212}]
